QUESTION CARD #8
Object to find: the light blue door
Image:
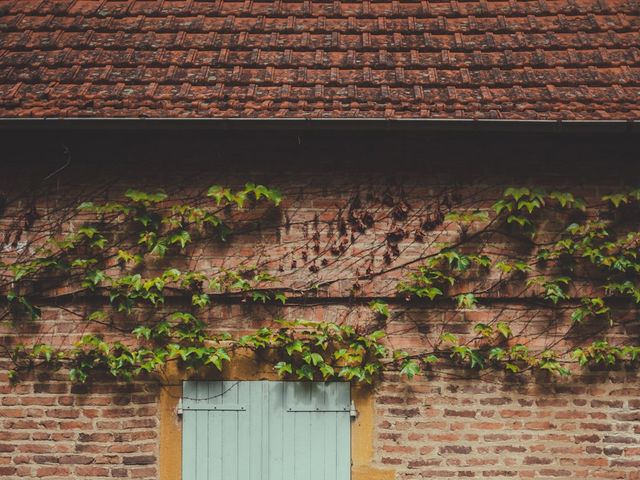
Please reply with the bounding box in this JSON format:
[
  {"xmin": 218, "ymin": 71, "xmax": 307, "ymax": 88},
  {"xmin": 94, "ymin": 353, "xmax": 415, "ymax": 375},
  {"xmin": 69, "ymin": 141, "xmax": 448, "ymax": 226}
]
[{"xmin": 182, "ymin": 381, "xmax": 351, "ymax": 480}]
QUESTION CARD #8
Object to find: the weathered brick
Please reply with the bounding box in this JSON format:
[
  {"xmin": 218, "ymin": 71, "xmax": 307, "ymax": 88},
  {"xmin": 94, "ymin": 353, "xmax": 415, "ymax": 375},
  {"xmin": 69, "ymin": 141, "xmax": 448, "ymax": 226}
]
[
  {"xmin": 524, "ymin": 456, "xmax": 553, "ymax": 465},
  {"xmin": 122, "ymin": 455, "xmax": 156, "ymax": 466},
  {"xmin": 36, "ymin": 466, "xmax": 71, "ymax": 477},
  {"xmin": 76, "ymin": 465, "xmax": 110, "ymax": 476},
  {"xmin": 444, "ymin": 409, "xmax": 476, "ymax": 418},
  {"xmin": 439, "ymin": 445, "xmax": 472, "ymax": 454},
  {"xmin": 59, "ymin": 455, "xmax": 94, "ymax": 465}
]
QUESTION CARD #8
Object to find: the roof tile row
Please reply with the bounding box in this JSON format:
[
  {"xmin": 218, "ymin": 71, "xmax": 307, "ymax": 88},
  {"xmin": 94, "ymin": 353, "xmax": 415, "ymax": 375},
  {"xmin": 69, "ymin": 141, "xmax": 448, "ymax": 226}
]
[
  {"xmin": 4, "ymin": 65, "xmax": 639, "ymax": 86},
  {"xmin": 2, "ymin": 13, "xmax": 639, "ymax": 33},
  {"xmin": 4, "ymin": 47, "xmax": 637, "ymax": 68},
  {"xmin": 5, "ymin": 0, "xmax": 638, "ymax": 17}
]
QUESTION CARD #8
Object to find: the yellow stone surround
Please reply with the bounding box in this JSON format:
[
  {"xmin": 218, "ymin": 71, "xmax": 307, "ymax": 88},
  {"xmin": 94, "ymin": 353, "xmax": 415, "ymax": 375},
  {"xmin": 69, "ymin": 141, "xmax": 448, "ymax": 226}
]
[{"xmin": 158, "ymin": 354, "xmax": 395, "ymax": 480}]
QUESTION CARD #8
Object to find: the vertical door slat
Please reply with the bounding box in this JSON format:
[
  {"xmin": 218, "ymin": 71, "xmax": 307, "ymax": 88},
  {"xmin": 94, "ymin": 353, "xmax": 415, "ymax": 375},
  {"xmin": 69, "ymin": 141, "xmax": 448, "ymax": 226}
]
[
  {"xmin": 268, "ymin": 381, "xmax": 285, "ymax": 480},
  {"xmin": 237, "ymin": 382, "xmax": 251, "ymax": 480},
  {"xmin": 283, "ymin": 381, "xmax": 297, "ymax": 480},
  {"xmin": 310, "ymin": 382, "xmax": 326, "ymax": 480},
  {"xmin": 221, "ymin": 381, "xmax": 239, "ymax": 480},
  {"xmin": 182, "ymin": 382, "xmax": 197, "ymax": 480},
  {"xmin": 208, "ymin": 382, "xmax": 223, "ymax": 480},
  {"xmin": 335, "ymin": 383, "xmax": 351, "ymax": 480},
  {"xmin": 195, "ymin": 382, "xmax": 209, "ymax": 480}
]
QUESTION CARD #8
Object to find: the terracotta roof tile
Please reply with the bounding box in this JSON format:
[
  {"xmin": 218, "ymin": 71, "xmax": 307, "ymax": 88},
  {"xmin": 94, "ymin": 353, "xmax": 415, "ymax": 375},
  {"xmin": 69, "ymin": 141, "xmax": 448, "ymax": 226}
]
[{"xmin": 0, "ymin": 0, "xmax": 639, "ymax": 119}]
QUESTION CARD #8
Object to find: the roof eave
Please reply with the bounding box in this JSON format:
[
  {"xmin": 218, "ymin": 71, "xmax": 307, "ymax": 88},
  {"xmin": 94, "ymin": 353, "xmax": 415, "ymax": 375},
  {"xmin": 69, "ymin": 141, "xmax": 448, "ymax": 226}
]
[{"xmin": 0, "ymin": 118, "xmax": 638, "ymax": 134}]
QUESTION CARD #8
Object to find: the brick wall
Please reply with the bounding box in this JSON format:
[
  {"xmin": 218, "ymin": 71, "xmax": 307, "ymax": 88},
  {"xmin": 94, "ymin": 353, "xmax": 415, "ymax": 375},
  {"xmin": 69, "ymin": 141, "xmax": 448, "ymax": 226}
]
[
  {"xmin": 375, "ymin": 371, "xmax": 640, "ymax": 479},
  {"xmin": 0, "ymin": 372, "xmax": 160, "ymax": 479},
  {"xmin": 0, "ymin": 129, "xmax": 639, "ymax": 479}
]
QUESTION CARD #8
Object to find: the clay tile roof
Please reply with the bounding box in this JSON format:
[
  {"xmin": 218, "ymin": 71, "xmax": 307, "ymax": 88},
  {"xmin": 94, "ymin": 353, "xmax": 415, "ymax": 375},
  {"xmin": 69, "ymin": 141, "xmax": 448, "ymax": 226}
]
[{"xmin": 0, "ymin": 0, "xmax": 639, "ymax": 120}]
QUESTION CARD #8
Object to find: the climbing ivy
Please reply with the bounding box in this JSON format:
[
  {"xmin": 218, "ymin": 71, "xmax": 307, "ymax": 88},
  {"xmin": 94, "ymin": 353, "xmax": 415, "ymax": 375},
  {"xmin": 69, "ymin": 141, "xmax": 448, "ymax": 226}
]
[{"xmin": 2, "ymin": 183, "xmax": 640, "ymax": 385}]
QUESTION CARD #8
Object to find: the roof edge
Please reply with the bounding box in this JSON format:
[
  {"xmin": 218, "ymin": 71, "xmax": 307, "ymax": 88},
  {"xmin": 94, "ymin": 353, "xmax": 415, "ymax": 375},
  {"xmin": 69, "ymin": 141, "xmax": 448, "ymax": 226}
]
[{"xmin": 0, "ymin": 118, "xmax": 638, "ymax": 133}]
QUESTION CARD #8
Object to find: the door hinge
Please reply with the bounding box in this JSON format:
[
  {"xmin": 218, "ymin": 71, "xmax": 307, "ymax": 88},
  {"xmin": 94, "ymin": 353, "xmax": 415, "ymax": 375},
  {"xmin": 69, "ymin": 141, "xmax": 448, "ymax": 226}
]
[
  {"xmin": 287, "ymin": 407, "xmax": 351, "ymax": 412},
  {"xmin": 350, "ymin": 400, "xmax": 358, "ymax": 419},
  {"xmin": 180, "ymin": 403, "xmax": 246, "ymax": 412}
]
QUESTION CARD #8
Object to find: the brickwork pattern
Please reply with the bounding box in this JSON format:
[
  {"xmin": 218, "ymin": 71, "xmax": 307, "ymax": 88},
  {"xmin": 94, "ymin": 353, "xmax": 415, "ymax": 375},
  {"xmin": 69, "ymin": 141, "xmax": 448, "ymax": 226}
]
[
  {"xmin": 375, "ymin": 372, "xmax": 640, "ymax": 479},
  {"xmin": 0, "ymin": 373, "xmax": 160, "ymax": 479}
]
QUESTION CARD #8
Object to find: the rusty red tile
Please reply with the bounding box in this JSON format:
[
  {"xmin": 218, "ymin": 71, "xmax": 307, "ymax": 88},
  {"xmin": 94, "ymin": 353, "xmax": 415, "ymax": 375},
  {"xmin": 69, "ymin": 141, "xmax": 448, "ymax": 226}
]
[{"xmin": 0, "ymin": 0, "xmax": 639, "ymax": 119}]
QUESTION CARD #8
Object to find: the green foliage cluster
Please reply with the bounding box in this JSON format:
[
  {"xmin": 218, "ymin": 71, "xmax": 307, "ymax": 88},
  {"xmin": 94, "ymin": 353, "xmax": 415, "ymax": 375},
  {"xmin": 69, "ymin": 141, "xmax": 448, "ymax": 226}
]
[
  {"xmin": 2, "ymin": 184, "xmax": 640, "ymax": 385},
  {"xmin": 385, "ymin": 187, "xmax": 640, "ymax": 378},
  {"xmin": 9, "ymin": 317, "xmax": 390, "ymax": 384}
]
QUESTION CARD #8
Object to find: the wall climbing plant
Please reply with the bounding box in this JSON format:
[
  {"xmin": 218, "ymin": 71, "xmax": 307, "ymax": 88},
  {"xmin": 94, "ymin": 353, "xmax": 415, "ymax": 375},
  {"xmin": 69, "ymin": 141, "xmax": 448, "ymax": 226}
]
[{"xmin": 1, "ymin": 182, "xmax": 640, "ymax": 386}]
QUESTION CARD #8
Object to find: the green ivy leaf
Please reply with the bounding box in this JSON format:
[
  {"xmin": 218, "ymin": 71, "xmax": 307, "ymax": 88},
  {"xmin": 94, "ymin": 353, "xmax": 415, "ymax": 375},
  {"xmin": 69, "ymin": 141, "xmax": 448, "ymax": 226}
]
[
  {"xmin": 319, "ymin": 363, "xmax": 335, "ymax": 378},
  {"xmin": 191, "ymin": 293, "xmax": 210, "ymax": 308},
  {"xmin": 504, "ymin": 363, "xmax": 520, "ymax": 373},
  {"xmin": 125, "ymin": 190, "xmax": 168, "ymax": 204},
  {"xmin": 303, "ymin": 352, "xmax": 324, "ymax": 366},
  {"xmin": 495, "ymin": 322, "xmax": 512, "ymax": 339},
  {"xmin": 169, "ymin": 231, "xmax": 191, "ymax": 249},
  {"xmin": 285, "ymin": 340, "xmax": 304, "ymax": 356},
  {"xmin": 400, "ymin": 359, "xmax": 421, "ymax": 379},
  {"xmin": 440, "ymin": 332, "xmax": 459, "ymax": 346},
  {"xmin": 83, "ymin": 269, "xmax": 106, "ymax": 288},
  {"xmin": 296, "ymin": 364, "xmax": 315, "ymax": 381},
  {"xmin": 423, "ymin": 354, "xmax": 438, "ymax": 365},
  {"xmin": 504, "ymin": 187, "xmax": 530, "ymax": 201},
  {"xmin": 602, "ymin": 193, "xmax": 628, "ymax": 208},
  {"xmin": 489, "ymin": 348, "xmax": 505, "ymax": 361},
  {"xmin": 132, "ymin": 326, "xmax": 152, "ymax": 340},
  {"xmin": 473, "ymin": 323, "xmax": 493, "ymax": 337},
  {"xmin": 369, "ymin": 300, "xmax": 390, "ymax": 318},
  {"xmin": 275, "ymin": 361, "xmax": 293, "ymax": 377},
  {"xmin": 456, "ymin": 293, "xmax": 477, "ymax": 310}
]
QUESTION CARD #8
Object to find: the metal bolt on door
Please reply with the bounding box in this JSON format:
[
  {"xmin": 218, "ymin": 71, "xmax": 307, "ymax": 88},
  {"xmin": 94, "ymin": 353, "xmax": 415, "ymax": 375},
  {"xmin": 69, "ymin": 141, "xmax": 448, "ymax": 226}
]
[{"xmin": 182, "ymin": 381, "xmax": 351, "ymax": 480}]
